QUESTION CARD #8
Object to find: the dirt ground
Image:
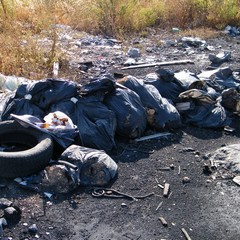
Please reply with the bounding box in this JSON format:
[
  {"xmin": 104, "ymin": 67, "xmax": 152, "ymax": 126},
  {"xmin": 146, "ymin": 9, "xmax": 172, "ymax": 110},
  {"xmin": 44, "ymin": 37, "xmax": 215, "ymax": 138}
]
[{"xmin": 1, "ymin": 28, "xmax": 240, "ymax": 240}]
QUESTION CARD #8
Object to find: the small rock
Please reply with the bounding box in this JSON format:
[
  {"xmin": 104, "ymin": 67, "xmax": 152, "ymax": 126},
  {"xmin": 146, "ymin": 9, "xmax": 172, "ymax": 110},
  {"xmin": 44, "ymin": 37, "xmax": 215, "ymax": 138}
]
[
  {"xmin": 203, "ymin": 164, "xmax": 213, "ymax": 175},
  {"xmin": 146, "ymin": 47, "xmax": 153, "ymax": 53},
  {"xmin": 124, "ymin": 58, "xmax": 136, "ymax": 66},
  {"xmin": 233, "ymin": 176, "xmax": 240, "ymax": 186},
  {"xmin": 0, "ymin": 198, "xmax": 13, "ymax": 209},
  {"xmin": 4, "ymin": 206, "xmax": 21, "ymax": 222},
  {"xmin": 170, "ymin": 164, "xmax": 175, "ymax": 170},
  {"xmin": 127, "ymin": 48, "xmax": 141, "ymax": 58},
  {"xmin": 121, "ymin": 203, "xmax": 128, "ymax": 207},
  {"xmin": 182, "ymin": 177, "xmax": 190, "ymax": 184},
  {"xmin": 0, "ymin": 218, "xmax": 7, "ymax": 236},
  {"xmin": 28, "ymin": 224, "xmax": 38, "ymax": 235},
  {"xmin": 180, "ymin": 147, "xmax": 195, "ymax": 153}
]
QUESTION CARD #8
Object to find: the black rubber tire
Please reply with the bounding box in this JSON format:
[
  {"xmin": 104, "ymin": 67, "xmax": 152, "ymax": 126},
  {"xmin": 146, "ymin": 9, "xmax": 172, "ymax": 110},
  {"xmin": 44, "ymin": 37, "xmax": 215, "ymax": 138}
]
[{"xmin": 0, "ymin": 120, "xmax": 53, "ymax": 178}]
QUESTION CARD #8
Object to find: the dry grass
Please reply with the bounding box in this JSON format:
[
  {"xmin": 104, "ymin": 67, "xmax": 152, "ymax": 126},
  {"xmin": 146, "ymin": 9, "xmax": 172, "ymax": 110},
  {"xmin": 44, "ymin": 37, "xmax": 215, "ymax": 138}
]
[
  {"xmin": 179, "ymin": 27, "xmax": 221, "ymax": 39},
  {"xmin": 0, "ymin": 0, "xmax": 239, "ymax": 78}
]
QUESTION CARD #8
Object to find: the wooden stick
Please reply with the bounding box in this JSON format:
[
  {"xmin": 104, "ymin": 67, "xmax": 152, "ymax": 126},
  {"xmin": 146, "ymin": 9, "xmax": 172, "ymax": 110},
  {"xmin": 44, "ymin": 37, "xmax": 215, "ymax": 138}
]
[
  {"xmin": 134, "ymin": 132, "xmax": 171, "ymax": 142},
  {"xmin": 163, "ymin": 183, "xmax": 170, "ymax": 197},
  {"xmin": 159, "ymin": 217, "xmax": 168, "ymax": 227},
  {"xmin": 156, "ymin": 201, "xmax": 163, "ymax": 211},
  {"xmin": 178, "ymin": 166, "xmax": 181, "ymax": 175},
  {"xmin": 158, "ymin": 184, "xmax": 164, "ymax": 189},
  {"xmin": 168, "ymin": 191, "xmax": 173, "ymax": 199},
  {"xmin": 121, "ymin": 59, "xmax": 194, "ymax": 70},
  {"xmin": 181, "ymin": 228, "xmax": 192, "ymax": 240}
]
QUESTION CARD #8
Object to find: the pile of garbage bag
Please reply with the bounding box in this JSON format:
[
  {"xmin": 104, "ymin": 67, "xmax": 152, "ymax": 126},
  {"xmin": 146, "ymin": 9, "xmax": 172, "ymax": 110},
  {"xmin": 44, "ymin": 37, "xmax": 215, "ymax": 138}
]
[
  {"xmin": 1, "ymin": 68, "xmax": 240, "ymax": 151},
  {"xmin": 0, "ymin": 65, "xmax": 240, "ymax": 188}
]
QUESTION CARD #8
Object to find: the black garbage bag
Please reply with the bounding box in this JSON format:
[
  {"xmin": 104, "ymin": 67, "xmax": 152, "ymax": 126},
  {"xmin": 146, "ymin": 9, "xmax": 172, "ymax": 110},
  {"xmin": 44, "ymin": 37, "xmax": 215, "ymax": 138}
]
[
  {"xmin": 178, "ymin": 89, "xmax": 227, "ymax": 128},
  {"xmin": 104, "ymin": 87, "xmax": 147, "ymax": 138},
  {"xmin": 209, "ymin": 52, "xmax": 231, "ymax": 67},
  {"xmin": 174, "ymin": 70, "xmax": 202, "ymax": 89},
  {"xmin": 1, "ymin": 97, "xmax": 45, "ymax": 121},
  {"xmin": 198, "ymin": 67, "xmax": 240, "ymax": 90},
  {"xmin": 60, "ymin": 144, "xmax": 118, "ymax": 186},
  {"xmin": 118, "ymin": 76, "xmax": 181, "ymax": 129},
  {"xmin": 76, "ymin": 95, "xmax": 116, "ymax": 152},
  {"xmin": 36, "ymin": 78, "xmax": 78, "ymax": 109},
  {"xmin": 15, "ymin": 80, "xmax": 52, "ymax": 103},
  {"xmin": 1, "ymin": 78, "xmax": 78, "ymax": 120},
  {"xmin": 145, "ymin": 69, "xmax": 185, "ymax": 102},
  {"xmin": 80, "ymin": 74, "xmax": 116, "ymax": 99},
  {"xmin": 16, "ymin": 78, "xmax": 78, "ymax": 109}
]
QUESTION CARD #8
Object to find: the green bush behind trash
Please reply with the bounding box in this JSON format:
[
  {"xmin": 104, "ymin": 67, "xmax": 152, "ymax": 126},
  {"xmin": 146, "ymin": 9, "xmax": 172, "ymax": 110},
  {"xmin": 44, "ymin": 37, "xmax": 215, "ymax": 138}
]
[{"xmin": 0, "ymin": 0, "xmax": 239, "ymax": 78}]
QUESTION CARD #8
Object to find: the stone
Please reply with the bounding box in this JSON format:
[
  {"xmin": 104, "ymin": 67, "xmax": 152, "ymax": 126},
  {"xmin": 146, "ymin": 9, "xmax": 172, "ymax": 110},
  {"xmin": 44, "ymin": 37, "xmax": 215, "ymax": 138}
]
[
  {"xmin": 209, "ymin": 144, "xmax": 240, "ymax": 173},
  {"xmin": 124, "ymin": 58, "xmax": 136, "ymax": 66},
  {"xmin": 233, "ymin": 176, "xmax": 240, "ymax": 186},
  {"xmin": 28, "ymin": 224, "xmax": 38, "ymax": 235},
  {"xmin": 0, "ymin": 198, "xmax": 12, "ymax": 209},
  {"xmin": 127, "ymin": 48, "xmax": 141, "ymax": 58},
  {"xmin": 182, "ymin": 177, "xmax": 190, "ymax": 184},
  {"xmin": 4, "ymin": 206, "xmax": 21, "ymax": 222}
]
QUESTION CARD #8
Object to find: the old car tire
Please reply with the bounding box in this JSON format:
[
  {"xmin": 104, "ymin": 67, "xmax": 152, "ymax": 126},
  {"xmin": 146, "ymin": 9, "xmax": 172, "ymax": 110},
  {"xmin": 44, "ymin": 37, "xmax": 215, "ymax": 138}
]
[{"xmin": 0, "ymin": 120, "xmax": 53, "ymax": 178}]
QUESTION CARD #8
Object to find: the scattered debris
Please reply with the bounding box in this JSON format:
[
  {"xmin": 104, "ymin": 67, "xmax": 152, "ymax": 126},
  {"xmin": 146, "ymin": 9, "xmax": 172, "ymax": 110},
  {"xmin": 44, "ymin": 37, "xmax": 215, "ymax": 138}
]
[
  {"xmin": 181, "ymin": 228, "xmax": 192, "ymax": 240},
  {"xmin": 91, "ymin": 187, "xmax": 154, "ymax": 201},
  {"xmin": 163, "ymin": 183, "xmax": 170, "ymax": 197},
  {"xmin": 178, "ymin": 166, "xmax": 181, "ymax": 175},
  {"xmin": 121, "ymin": 59, "xmax": 194, "ymax": 70},
  {"xmin": 28, "ymin": 223, "xmax": 38, "ymax": 235},
  {"xmin": 233, "ymin": 176, "xmax": 240, "ymax": 186},
  {"xmin": 203, "ymin": 164, "xmax": 213, "ymax": 175},
  {"xmin": 156, "ymin": 201, "xmax": 163, "ymax": 211},
  {"xmin": 157, "ymin": 184, "xmax": 164, "ymax": 189},
  {"xmin": 182, "ymin": 177, "xmax": 190, "ymax": 184},
  {"xmin": 209, "ymin": 52, "xmax": 231, "ymax": 66},
  {"xmin": 159, "ymin": 217, "xmax": 168, "ymax": 227},
  {"xmin": 134, "ymin": 132, "xmax": 171, "ymax": 142}
]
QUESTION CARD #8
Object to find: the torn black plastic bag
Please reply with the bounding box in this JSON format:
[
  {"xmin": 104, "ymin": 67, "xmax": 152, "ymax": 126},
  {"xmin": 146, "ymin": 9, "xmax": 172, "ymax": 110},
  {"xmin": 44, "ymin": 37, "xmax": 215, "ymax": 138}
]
[
  {"xmin": 1, "ymin": 97, "xmax": 45, "ymax": 121},
  {"xmin": 75, "ymin": 95, "xmax": 116, "ymax": 152},
  {"xmin": 80, "ymin": 74, "xmax": 116, "ymax": 99},
  {"xmin": 178, "ymin": 89, "xmax": 228, "ymax": 128},
  {"xmin": 1, "ymin": 78, "xmax": 78, "ymax": 120},
  {"xmin": 119, "ymin": 76, "xmax": 181, "ymax": 129},
  {"xmin": 144, "ymin": 69, "xmax": 185, "ymax": 102},
  {"xmin": 14, "ymin": 78, "xmax": 78, "ymax": 109},
  {"xmin": 104, "ymin": 87, "xmax": 147, "ymax": 139},
  {"xmin": 36, "ymin": 78, "xmax": 78, "ymax": 109},
  {"xmin": 60, "ymin": 144, "xmax": 118, "ymax": 186},
  {"xmin": 198, "ymin": 67, "xmax": 240, "ymax": 90},
  {"xmin": 11, "ymin": 113, "xmax": 78, "ymax": 149}
]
